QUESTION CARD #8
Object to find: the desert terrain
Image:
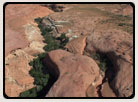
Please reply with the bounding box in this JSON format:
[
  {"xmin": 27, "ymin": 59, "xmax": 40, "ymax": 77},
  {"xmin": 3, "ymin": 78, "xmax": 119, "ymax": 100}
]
[{"xmin": 5, "ymin": 4, "xmax": 133, "ymax": 98}]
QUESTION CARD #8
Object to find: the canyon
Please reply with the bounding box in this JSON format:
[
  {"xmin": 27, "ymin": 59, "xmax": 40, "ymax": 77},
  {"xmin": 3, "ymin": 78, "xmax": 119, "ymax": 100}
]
[{"xmin": 5, "ymin": 4, "xmax": 134, "ymax": 97}]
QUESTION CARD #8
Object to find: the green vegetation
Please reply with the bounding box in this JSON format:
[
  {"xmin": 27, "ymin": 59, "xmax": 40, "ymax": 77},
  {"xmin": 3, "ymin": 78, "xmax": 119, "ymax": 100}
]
[
  {"xmin": 90, "ymin": 52, "xmax": 112, "ymax": 72},
  {"xmin": 41, "ymin": 4, "xmax": 64, "ymax": 12},
  {"xmin": 118, "ymin": 23, "xmax": 133, "ymax": 27},
  {"xmin": 70, "ymin": 5, "xmax": 133, "ymax": 35},
  {"xmin": 29, "ymin": 53, "xmax": 49, "ymax": 87},
  {"xmin": 35, "ymin": 17, "xmax": 69, "ymax": 52},
  {"xmin": 20, "ymin": 87, "xmax": 37, "ymax": 97},
  {"xmin": 100, "ymin": 14, "xmax": 133, "ymax": 35},
  {"xmin": 20, "ymin": 17, "xmax": 69, "ymax": 97},
  {"xmin": 101, "ymin": 15, "xmax": 132, "ymax": 24},
  {"xmin": 20, "ymin": 53, "xmax": 49, "ymax": 97}
]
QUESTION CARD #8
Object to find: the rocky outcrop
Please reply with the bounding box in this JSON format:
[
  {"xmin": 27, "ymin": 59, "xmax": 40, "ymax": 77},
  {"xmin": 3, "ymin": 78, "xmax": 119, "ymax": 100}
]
[
  {"xmin": 5, "ymin": 4, "xmax": 133, "ymax": 98},
  {"xmin": 85, "ymin": 29, "xmax": 133, "ymax": 97},
  {"xmin": 5, "ymin": 4, "xmax": 53, "ymax": 56},
  {"xmin": 43, "ymin": 50, "xmax": 103, "ymax": 97},
  {"xmin": 65, "ymin": 36, "xmax": 87, "ymax": 54},
  {"xmin": 5, "ymin": 50, "xmax": 35, "ymax": 97},
  {"xmin": 24, "ymin": 23, "xmax": 46, "ymax": 55},
  {"xmin": 110, "ymin": 56, "xmax": 133, "ymax": 97},
  {"xmin": 5, "ymin": 4, "xmax": 53, "ymax": 97},
  {"xmin": 86, "ymin": 29, "xmax": 133, "ymax": 54}
]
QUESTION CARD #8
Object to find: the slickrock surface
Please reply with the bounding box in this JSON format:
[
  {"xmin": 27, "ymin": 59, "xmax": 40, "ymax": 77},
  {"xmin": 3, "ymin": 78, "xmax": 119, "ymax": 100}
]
[
  {"xmin": 44, "ymin": 50, "xmax": 103, "ymax": 97},
  {"xmin": 65, "ymin": 36, "xmax": 87, "ymax": 54},
  {"xmin": 5, "ymin": 4, "xmax": 53, "ymax": 56},
  {"xmin": 86, "ymin": 29, "xmax": 133, "ymax": 54},
  {"xmin": 86, "ymin": 29, "xmax": 133, "ymax": 97},
  {"xmin": 5, "ymin": 4, "xmax": 133, "ymax": 97},
  {"xmin": 110, "ymin": 57, "xmax": 133, "ymax": 97},
  {"xmin": 5, "ymin": 50, "xmax": 35, "ymax": 97},
  {"xmin": 5, "ymin": 4, "xmax": 53, "ymax": 97}
]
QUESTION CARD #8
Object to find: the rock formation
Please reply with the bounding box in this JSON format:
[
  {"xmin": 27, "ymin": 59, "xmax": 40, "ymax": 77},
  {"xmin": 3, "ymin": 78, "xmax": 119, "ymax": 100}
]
[
  {"xmin": 43, "ymin": 50, "xmax": 103, "ymax": 97},
  {"xmin": 85, "ymin": 29, "xmax": 133, "ymax": 97},
  {"xmin": 5, "ymin": 50, "xmax": 35, "ymax": 97},
  {"xmin": 101, "ymin": 81, "xmax": 116, "ymax": 97},
  {"xmin": 5, "ymin": 4, "xmax": 53, "ymax": 56},
  {"xmin": 5, "ymin": 4, "xmax": 133, "ymax": 97},
  {"xmin": 5, "ymin": 4, "xmax": 53, "ymax": 97},
  {"xmin": 65, "ymin": 36, "xmax": 87, "ymax": 54},
  {"xmin": 110, "ymin": 56, "xmax": 133, "ymax": 97}
]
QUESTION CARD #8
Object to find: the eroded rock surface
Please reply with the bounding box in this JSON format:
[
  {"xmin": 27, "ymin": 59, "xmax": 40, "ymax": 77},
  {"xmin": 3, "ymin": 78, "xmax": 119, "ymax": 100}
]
[
  {"xmin": 5, "ymin": 4, "xmax": 53, "ymax": 97},
  {"xmin": 86, "ymin": 29, "xmax": 133, "ymax": 54},
  {"xmin": 85, "ymin": 29, "xmax": 133, "ymax": 97},
  {"xmin": 65, "ymin": 36, "xmax": 87, "ymax": 54},
  {"xmin": 110, "ymin": 57, "xmax": 133, "ymax": 97},
  {"xmin": 44, "ymin": 50, "xmax": 103, "ymax": 97},
  {"xmin": 5, "ymin": 50, "xmax": 35, "ymax": 97},
  {"xmin": 101, "ymin": 81, "xmax": 116, "ymax": 97},
  {"xmin": 5, "ymin": 4, "xmax": 53, "ymax": 56},
  {"xmin": 5, "ymin": 4, "xmax": 133, "ymax": 97}
]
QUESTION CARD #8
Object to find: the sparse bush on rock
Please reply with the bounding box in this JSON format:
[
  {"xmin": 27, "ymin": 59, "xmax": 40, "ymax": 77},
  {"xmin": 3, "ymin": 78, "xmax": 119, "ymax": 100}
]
[{"xmin": 90, "ymin": 52, "xmax": 113, "ymax": 73}]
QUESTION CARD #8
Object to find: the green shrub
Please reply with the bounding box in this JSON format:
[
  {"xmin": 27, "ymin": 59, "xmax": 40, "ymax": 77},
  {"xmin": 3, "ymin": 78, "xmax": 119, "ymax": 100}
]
[
  {"xmin": 90, "ymin": 53, "xmax": 110, "ymax": 72},
  {"xmin": 59, "ymin": 33, "xmax": 69, "ymax": 48},
  {"xmin": 20, "ymin": 87, "xmax": 37, "ymax": 97},
  {"xmin": 20, "ymin": 52, "xmax": 49, "ymax": 97},
  {"xmin": 99, "ymin": 61, "xmax": 107, "ymax": 72},
  {"xmin": 20, "ymin": 17, "xmax": 69, "ymax": 97},
  {"xmin": 34, "ymin": 17, "xmax": 42, "ymax": 24},
  {"xmin": 44, "ymin": 42, "xmax": 60, "ymax": 52},
  {"xmin": 118, "ymin": 23, "xmax": 125, "ymax": 26}
]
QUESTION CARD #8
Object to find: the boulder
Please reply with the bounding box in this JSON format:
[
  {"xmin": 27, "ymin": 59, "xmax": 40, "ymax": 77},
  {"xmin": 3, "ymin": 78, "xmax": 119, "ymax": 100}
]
[
  {"xmin": 65, "ymin": 36, "xmax": 87, "ymax": 54},
  {"xmin": 43, "ymin": 49, "xmax": 102, "ymax": 97}
]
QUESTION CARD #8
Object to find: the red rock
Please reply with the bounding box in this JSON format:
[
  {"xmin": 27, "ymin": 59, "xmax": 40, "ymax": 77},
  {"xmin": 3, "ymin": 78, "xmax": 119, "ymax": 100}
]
[
  {"xmin": 111, "ymin": 57, "xmax": 133, "ymax": 97},
  {"xmin": 5, "ymin": 50, "xmax": 35, "ymax": 97},
  {"xmin": 86, "ymin": 29, "xmax": 133, "ymax": 97},
  {"xmin": 5, "ymin": 4, "xmax": 53, "ymax": 97},
  {"xmin": 65, "ymin": 36, "xmax": 87, "ymax": 55},
  {"xmin": 44, "ymin": 50, "xmax": 102, "ymax": 97},
  {"xmin": 101, "ymin": 81, "xmax": 116, "ymax": 97},
  {"xmin": 122, "ymin": 5, "xmax": 133, "ymax": 16},
  {"xmin": 5, "ymin": 4, "xmax": 53, "ymax": 56}
]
